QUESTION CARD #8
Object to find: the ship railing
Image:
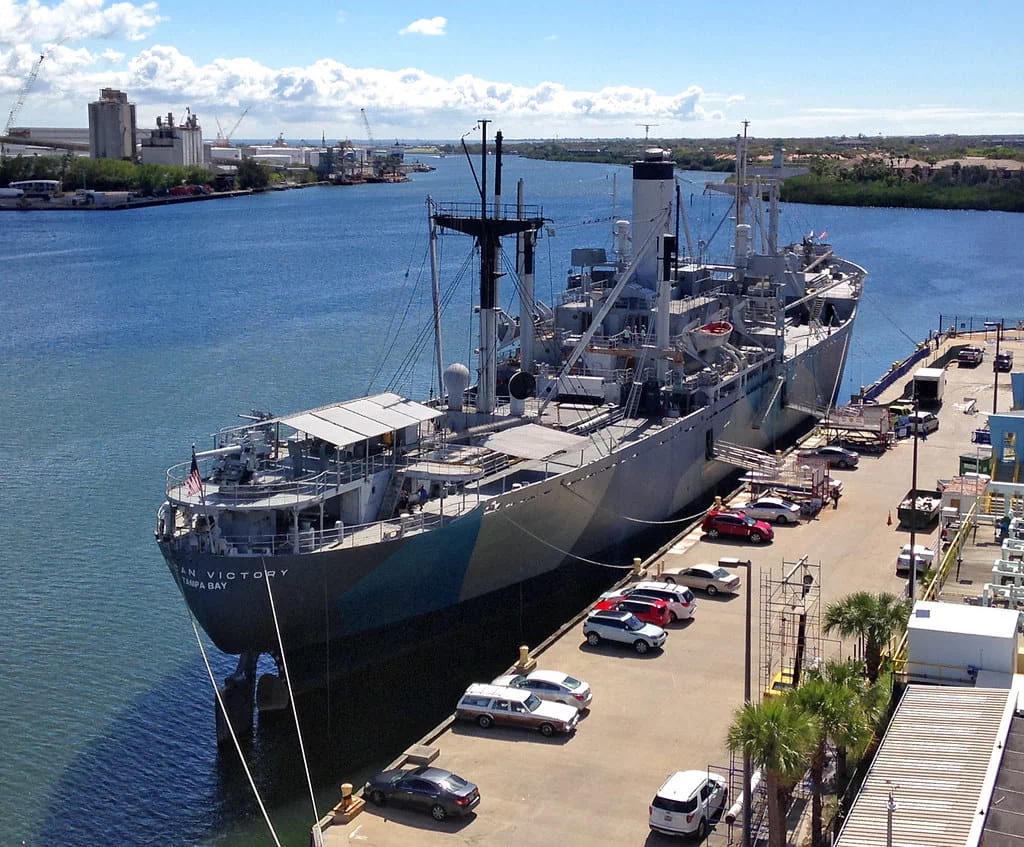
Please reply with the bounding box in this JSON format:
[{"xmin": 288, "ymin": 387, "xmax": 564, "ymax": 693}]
[
  {"xmin": 178, "ymin": 511, "xmax": 457, "ymax": 556},
  {"xmin": 165, "ymin": 453, "xmax": 400, "ymax": 503}
]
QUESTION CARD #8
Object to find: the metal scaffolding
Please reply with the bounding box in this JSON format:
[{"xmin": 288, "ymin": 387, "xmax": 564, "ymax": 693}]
[{"xmin": 759, "ymin": 555, "xmax": 822, "ymax": 700}]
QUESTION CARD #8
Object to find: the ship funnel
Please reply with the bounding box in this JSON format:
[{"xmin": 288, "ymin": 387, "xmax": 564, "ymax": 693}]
[
  {"xmin": 444, "ymin": 363, "xmax": 471, "ymax": 412},
  {"xmin": 632, "ymin": 149, "xmax": 674, "ymax": 290}
]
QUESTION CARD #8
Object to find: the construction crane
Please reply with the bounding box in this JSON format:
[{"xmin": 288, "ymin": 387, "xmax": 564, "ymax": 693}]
[
  {"xmin": 360, "ymin": 108, "xmax": 374, "ymax": 146},
  {"xmin": 225, "ymin": 107, "xmax": 248, "ymax": 144},
  {"xmin": 636, "ymin": 123, "xmax": 660, "ymax": 142},
  {"xmin": 4, "ymin": 52, "xmax": 46, "ymax": 140}
]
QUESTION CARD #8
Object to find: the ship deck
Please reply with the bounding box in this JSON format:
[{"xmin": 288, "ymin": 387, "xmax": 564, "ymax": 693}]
[{"xmin": 316, "ymin": 333, "xmax": 1024, "ymax": 847}]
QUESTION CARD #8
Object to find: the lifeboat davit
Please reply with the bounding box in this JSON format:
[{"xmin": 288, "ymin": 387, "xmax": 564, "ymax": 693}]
[{"xmin": 692, "ymin": 321, "xmax": 733, "ymax": 351}]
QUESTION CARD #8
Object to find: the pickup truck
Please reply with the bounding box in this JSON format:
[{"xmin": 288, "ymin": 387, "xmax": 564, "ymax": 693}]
[
  {"xmin": 897, "ymin": 487, "xmax": 942, "ymax": 529},
  {"xmin": 957, "ymin": 346, "xmax": 984, "ymax": 367}
]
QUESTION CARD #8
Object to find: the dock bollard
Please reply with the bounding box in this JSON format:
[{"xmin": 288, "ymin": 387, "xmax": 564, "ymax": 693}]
[
  {"xmin": 633, "ymin": 557, "xmax": 643, "ymax": 577},
  {"xmin": 515, "ymin": 645, "xmax": 537, "ymax": 672}
]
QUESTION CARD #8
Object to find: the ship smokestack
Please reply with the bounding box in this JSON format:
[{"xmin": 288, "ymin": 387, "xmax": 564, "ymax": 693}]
[{"xmin": 631, "ymin": 148, "xmax": 674, "ymax": 290}]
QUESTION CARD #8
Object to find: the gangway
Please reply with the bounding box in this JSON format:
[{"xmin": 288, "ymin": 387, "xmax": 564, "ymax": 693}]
[{"xmin": 711, "ymin": 441, "xmax": 784, "ymax": 475}]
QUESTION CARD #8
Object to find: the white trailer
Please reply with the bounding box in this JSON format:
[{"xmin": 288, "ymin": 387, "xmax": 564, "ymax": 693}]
[
  {"xmin": 912, "ymin": 367, "xmax": 946, "ymax": 407},
  {"xmin": 906, "ymin": 601, "xmax": 1020, "ymax": 686}
]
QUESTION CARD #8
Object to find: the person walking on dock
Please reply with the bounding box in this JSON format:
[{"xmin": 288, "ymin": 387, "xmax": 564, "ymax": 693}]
[{"xmin": 831, "ymin": 487, "xmax": 840, "ymax": 510}]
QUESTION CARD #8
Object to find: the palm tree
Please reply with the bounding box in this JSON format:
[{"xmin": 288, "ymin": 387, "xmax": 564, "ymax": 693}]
[
  {"xmin": 810, "ymin": 659, "xmax": 887, "ymax": 789},
  {"xmin": 727, "ymin": 697, "xmax": 815, "ymax": 847},
  {"xmin": 790, "ymin": 674, "xmax": 873, "ymax": 847},
  {"xmin": 823, "ymin": 592, "xmax": 910, "ymax": 682}
]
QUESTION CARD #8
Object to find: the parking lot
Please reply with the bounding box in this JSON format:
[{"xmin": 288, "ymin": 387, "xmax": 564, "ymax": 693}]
[{"xmin": 321, "ymin": 338, "xmax": 1021, "ymax": 847}]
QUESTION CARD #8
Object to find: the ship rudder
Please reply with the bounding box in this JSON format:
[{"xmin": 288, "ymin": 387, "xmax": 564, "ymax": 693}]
[{"xmin": 215, "ymin": 651, "xmax": 257, "ymax": 747}]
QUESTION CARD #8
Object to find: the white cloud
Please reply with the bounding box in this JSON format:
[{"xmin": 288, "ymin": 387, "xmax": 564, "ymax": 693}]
[
  {"xmin": 0, "ymin": 40, "xmax": 739, "ymax": 137},
  {"xmin": 0, "ymin": 0, "xmax": 165, "ymax": 45},
  {"xmin": 398, "ymin": 16, "xmax": 446, "ymax": 36},
  {"xmin": 543, "ymin": 34, "xmax": 557, "ymax": 41},
  {"xmin": 336, "ymin": 9, "xmax": 344, "ymax": 24}
]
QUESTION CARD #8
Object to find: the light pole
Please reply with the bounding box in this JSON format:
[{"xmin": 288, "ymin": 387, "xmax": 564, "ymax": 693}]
[
  {"xmin": 721, "ymin": 556, "xmax": 755, "ymax": 847},
  {"xmin": 907, "ymin": 396, "xmax": 920, "ymax": 600},
  {"xmin": 986, "ymin": 320, "xmax": 1004, "ymax": 414},
  {"xmin": 885, "ymin": 781, "xmax": 898, "ymax": 847}
]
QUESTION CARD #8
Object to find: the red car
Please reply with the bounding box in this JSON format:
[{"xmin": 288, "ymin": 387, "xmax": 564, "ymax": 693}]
[
  {"xmin": 593, "ymin": 596, "xmax": 672, "ymax": 627},
  {"xmin": 701, "ymin": 511, "xmax": 774, "ymax": 543}
]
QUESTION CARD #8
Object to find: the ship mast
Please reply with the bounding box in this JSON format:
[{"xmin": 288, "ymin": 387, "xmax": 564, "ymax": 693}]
[
  {"xmin": 733, "ymin": 120, "xmax": 750, "ymax": 283},
  {"xmin": 433, "ymin": 124, "xmax": 544, "ymax": 415}
]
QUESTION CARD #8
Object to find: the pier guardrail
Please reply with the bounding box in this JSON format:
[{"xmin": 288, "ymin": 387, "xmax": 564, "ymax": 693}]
[{"xmin": 889, "ymin": 502, "xmax": 977, "ymax": 671}]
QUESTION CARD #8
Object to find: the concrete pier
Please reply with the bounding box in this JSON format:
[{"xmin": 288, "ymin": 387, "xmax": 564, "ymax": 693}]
[{"xmin": 317, "ymin": 333, "xmax": 1023, "ymax": 846}]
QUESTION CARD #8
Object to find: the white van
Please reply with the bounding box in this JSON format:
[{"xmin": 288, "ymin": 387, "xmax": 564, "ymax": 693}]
[{"xmin": 907, "ymin": 411, "xmax": 939, "ymax": 435}]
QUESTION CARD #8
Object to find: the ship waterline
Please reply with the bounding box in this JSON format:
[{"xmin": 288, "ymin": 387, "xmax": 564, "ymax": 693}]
[{"xmin": 159, "ymin": 316, "xmax": 855, "ymax": 656}]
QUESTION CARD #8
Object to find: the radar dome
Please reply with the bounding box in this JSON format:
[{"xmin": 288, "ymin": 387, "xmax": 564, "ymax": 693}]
[{"xmin": 444, "ymin": 363, "xmax": 471, "ymax": 411}]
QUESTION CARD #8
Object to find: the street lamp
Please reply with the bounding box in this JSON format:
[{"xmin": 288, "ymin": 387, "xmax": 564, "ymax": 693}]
[
  {"xmin": 885, "ymin": 781, "xmax": 899, "ymax": 847},
  {"xmin": 907, "ymin": 396, "xmax": 920, "ymax": 600},
  {"xmin": 986, "ymin": 320, "xmax": 1004, "ymax": 414},
  {"xmin": 720, "ymin": 556, "xmax": 755, "ymax": 847}
]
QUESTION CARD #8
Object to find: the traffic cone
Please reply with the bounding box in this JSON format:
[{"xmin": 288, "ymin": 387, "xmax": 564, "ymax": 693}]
[{"xmin": 887, "ymin": 510, "xmax": 893, "ymax": 526}]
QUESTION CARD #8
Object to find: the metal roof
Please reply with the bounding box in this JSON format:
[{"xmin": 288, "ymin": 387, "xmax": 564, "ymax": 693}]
[
  {"xmin": 279, "ymin": 394, "xmax": 441, "ymax": 449},
  {"xmin": 479, "ymin": 423, "xmax": 589, "ymax": 460},
  {"xmin": 836, "ymin": 685, "xmax": 1016, "ymax": 847}
]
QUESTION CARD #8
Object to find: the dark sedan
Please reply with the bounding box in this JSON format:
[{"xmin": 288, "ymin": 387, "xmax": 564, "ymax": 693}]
[
  {"xmin": 797, "ymin": 445, "xmax": 859, "ymax": 468},
  {"xmin": 365, "ymin": 766, "xmax": 480, "ymax": 821}
]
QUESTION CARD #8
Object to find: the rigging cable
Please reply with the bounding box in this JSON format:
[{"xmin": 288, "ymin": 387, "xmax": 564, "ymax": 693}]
[
  {"xmin": 263, "ymin": 563, "xmax": 320, "ymax": 828},
  {"xmin": 562, "ymin": 482, "xmax": 713, "ymax": 525},
  {"xmin": 495, "ymin": 511, "xmax": 635, "ymax": 570},
  {"xmin": 187, "ymin": 615, "xmax": 283, "ymax": 847}
]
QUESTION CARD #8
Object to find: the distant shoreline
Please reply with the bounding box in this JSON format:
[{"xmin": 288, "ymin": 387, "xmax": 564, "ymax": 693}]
[{"xmin": 779, "ymin": 174, "xmax": 1024, "ymax": 213}]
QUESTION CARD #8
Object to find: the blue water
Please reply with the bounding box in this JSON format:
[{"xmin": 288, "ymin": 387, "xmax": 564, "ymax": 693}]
[{"xmin": 2, "ymin": 157, "xmax": 1022, "ymax": 846}]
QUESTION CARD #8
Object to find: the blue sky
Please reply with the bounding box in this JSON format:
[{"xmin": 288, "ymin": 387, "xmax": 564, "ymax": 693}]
[{"xmin": 2, "ymin": 0, "xmax": 1023, "ymax": 140}]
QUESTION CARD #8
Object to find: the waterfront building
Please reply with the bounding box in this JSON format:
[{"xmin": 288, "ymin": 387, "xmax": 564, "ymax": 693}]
[
  {"xmin": 140, "ymin": 112, "xmax": 203, "ymax": 168},
  {"xmin": 87, "ymin": 89, "xmax": 137, "ymax": 160}
]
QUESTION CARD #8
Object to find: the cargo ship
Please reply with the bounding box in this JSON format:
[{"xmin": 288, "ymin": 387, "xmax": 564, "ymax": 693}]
[{"xmin": 156, "ymin": 126, "xmax": 864, "ymax": 713}]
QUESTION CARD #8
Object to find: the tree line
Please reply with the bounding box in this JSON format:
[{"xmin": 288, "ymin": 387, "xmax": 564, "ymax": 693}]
[{"xmin": 0, "ymin": 154, "xmax": 307, "ymax": 193}]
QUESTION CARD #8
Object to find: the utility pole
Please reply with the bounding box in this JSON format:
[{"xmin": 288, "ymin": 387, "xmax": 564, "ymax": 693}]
[
  {"xmin": 987, "ymin": 320, "xmax": 1004, "ymax": 414},
  {"xmin": 908, "ymin": 395, "xmax": 920, "ymax": 600},
  {"xmin": 635, "ymin": 123, "xmax": 660, "ymax": 141}
]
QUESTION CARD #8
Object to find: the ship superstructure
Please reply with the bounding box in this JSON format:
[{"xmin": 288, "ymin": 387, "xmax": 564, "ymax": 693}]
[{"xmin": 156, "ymin": 126, "xmax": 864, "ymax": 722}]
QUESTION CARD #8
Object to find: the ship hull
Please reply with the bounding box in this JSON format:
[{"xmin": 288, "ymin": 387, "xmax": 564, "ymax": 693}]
[{"xmin": 160, "ymin": 318, "xmax": 855, "ymax": 657}]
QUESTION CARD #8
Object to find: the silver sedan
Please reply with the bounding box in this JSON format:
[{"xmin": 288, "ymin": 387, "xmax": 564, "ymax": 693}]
[{"xmin": 661, "ymin": 564, "xmax": 741, "ymax": 596}]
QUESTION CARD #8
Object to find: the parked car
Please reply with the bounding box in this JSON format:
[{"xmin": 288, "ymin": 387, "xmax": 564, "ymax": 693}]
[
  {"xmin": 958, "ymin": 346, "xmax": 984, "ymax": 367},
  {"xmin": 995, "ymin": 351, "xmax": 1014, "ymax": 372},
  {"xmin": 490, "ymin": 670, "xmax": 593, "ymax": 711},
  {"xmin": 364, "ymin": 766, "xmax": 480, "ymax": 821},
  {"xmin": 583, "ymin": 610, "xmax": 667, "ymax": 654},
  {"xmin": 594, "ymin": 595, "xmax": 672, "ymax": 627},
  {"xmin": 798, "ymin": 445, "xmax": 860, "ymax": 469},
  {"xmin": 455, "ymin": 683, "xmax": 579, "ymax": 736},
  {"xmin": 662, "ymin": 564, "xmax": 741, "ymax": 596},
  {"xmin": 649, "ymin": 770, "xmax": 728, "ymax": 839},
  {"xmin": 896, "ymin": 544, "xmax": 936, "ymax": 574},
  {"xmin": 764, "ymin": 668, "xmax": 796, "ymax": 699},
  {"xmin": 736, "ymin": 496, "xmax": 802, "ymax": 525},
  {"xmin": 906, "ymin": 411, "xmax": 939, "ymax": 435},
  {"xmin": 615, "ymin": 580, "xmax": 698, "ymax": 621},
  {"xmin": 701, "ymin": 511, "xmax": 774, "ymax": 543}
]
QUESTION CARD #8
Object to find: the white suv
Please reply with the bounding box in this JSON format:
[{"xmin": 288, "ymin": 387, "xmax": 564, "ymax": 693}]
[
  {"xmin": 649, "ymin": 770, "xmax": 727, "ymax": 839},
  {"xmin": 583, "ymin": 610, "xmax": 667, "ymax": 654},
  {"xmin": 619, "ymin": 581, "xmax": 697, "ymax": 621}
]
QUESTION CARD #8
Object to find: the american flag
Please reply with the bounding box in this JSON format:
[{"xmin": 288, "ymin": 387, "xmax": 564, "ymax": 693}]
[
  {"xmin": 187, "ymin": 449, "xmax": 204, "ymax": 497},
  {"xmin": 819, "ymin": 230, "xmax": 828, "ymax": 239}
]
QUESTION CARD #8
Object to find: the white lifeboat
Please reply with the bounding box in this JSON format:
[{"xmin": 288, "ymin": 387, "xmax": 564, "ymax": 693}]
[{"xmin": 692, "ymin": 320, "xmax": 733, "ymax": 351}]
